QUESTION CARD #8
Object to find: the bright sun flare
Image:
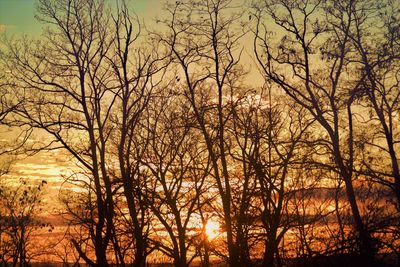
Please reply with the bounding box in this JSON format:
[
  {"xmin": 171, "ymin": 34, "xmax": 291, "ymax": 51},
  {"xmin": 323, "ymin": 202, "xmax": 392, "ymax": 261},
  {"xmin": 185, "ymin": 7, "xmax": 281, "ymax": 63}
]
[{"xmin": 205, "ymin": 219, "xmax": 220, "ymax": 240}]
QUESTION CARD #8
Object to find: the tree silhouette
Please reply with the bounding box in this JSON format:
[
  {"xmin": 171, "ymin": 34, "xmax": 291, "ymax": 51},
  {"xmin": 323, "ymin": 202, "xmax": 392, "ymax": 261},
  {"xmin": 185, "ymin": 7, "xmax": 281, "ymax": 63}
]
[
  {"xmin": 0, "ymin": 179, "xmax": 48, "ymax": 266},
  {"xmin": 253, "ymin": 0, "xmax": 379, "ymax": 264},
  {"xmin": 0, "ymin": 0, "xmax": 399, "ymax": 266}
]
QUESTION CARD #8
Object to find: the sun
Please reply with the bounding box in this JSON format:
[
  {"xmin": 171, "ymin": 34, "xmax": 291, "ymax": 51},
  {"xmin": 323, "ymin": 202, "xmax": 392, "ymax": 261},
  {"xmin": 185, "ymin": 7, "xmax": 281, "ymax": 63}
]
[{"xmin": 205, "ymin": 219, "xmax": 220, "ymax": 240}]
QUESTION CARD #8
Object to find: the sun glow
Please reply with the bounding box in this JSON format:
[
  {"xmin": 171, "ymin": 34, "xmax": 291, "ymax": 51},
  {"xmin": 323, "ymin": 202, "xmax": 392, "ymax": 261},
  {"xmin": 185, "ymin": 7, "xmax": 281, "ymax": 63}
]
[{"xmin": 205, "ymin": 219, "xmax": 220, "ymax": 240}]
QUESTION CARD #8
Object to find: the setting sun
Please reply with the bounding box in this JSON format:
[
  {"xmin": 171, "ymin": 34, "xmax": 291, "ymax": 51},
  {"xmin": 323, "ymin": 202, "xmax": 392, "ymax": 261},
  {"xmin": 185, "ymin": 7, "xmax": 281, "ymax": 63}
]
[{"xmin": 205, "ymin": 219, "xmax": 220, "ymax": 240}]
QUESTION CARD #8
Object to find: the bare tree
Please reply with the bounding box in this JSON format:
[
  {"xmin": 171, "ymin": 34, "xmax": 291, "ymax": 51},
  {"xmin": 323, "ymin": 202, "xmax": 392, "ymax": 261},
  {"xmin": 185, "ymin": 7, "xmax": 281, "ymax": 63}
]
[
  {"xmin": 0, "ymin": 0, "xmax": 168, "ymax": 265},
  {"xmin": 152, "ymin": 0, "xmax": 250, "ymax": 264},
  {"xmin": 108, "ymin": 3, "xmax": 168, "ymax": 266},
  {"xmin": 230, "ymin": 86, "xmax": 322, "ymax": 266},
  {"xmin": 253, "ymin": 0, "xmax": 377, "ymax": 263},
  {"xmin": 139, "ymin": 90, "xmax": 211, "ymax": 266},
  {"xmin": 1, "ymin": 0, "xmax": 398, "ymax": 265},
  {"xmin": 347, "ymin": 0, "xmax": 400, "ymax": 210},
  {"xmin": 0, "ymin": 179, "xmax": 48, "ymax": 267}
]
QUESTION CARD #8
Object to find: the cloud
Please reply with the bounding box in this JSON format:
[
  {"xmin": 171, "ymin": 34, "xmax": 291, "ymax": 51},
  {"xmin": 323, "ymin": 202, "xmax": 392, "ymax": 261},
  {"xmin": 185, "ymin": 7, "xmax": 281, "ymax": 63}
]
[{"xmin": 0, "ymin": 24, "xmax": 15, "ymax": 33}]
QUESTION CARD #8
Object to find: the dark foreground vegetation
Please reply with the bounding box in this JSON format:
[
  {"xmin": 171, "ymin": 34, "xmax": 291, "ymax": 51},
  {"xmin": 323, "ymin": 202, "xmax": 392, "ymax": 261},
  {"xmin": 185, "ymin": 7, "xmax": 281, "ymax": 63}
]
[
  {"xmin": 0, "ymin": 0, "xmax": 399, "ymax": 266},
  {"xmin": 1, "ymin": 254, "xmax": 400, "ymax": 267}
]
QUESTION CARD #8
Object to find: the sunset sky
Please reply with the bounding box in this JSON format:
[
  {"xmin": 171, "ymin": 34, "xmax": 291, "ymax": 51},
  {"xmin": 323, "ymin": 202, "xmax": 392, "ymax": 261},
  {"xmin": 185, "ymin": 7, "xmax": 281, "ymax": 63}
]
[
  {"xmin": 0, "ymin": 0, "xmax": 398, "ymax": 266},
  {"xmin": 0, "ymin": 0, "xmax": 160, "ymax": 35},
  {"xmin": 0, "ymin": 0, "xmax": 257, "ymax": 205},
  {"xmin": 0, "ymin": 0, "xmax": 164, "ymax": 213}
]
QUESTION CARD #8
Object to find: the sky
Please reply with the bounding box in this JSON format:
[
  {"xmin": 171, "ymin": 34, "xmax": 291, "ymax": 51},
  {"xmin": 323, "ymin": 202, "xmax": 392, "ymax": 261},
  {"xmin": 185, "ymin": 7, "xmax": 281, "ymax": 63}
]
[
  {"xmin": 0, "ymin": 0, "xmax": 164, "ymax": 209},
  {"xmin": 0, "ymin": 0, "xmax": 40, "ymax": 34},
  {"xmin": 0, "ymin": 0, "xmax": 160, "ymax": 35},
  {"xmin": 0, "ymin": 0, "xmax": 260, "ymax": 185},
  {"xmin": 0, "ymin": 0, "xmax": 44, "ymax": 191}
]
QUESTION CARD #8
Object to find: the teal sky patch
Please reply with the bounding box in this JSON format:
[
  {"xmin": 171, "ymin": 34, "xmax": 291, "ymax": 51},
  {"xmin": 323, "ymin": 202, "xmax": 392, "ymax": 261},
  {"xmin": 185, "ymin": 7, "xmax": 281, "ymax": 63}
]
[
  {"xmin": 0, "ymin": 0, "xmax": 40, "ymax": 35},
  {"xmin": 0, "ymin": 0, "xmax": 152, "ymax": 35}
]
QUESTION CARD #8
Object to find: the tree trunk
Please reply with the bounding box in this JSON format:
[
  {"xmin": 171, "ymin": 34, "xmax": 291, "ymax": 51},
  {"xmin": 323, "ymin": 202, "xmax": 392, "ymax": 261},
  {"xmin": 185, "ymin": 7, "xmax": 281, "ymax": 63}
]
[
  {"xmin": 340, "ymin": 166, "xmax": 375, "ymax": 266},
  {"xmin": 263, "ymin": 238, "xmax": 276, "ymax": 267}
]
